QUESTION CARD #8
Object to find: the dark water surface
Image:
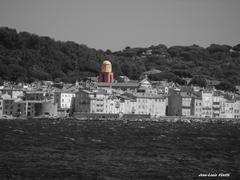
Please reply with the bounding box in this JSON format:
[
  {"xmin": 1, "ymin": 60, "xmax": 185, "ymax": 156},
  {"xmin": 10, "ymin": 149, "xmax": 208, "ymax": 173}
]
[{"xmin": 0, "ymin": 119, "xmax": 239, "ymax": 179}]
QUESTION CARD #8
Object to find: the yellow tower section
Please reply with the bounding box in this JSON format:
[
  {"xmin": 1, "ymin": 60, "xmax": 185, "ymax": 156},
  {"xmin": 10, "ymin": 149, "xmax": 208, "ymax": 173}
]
[{"xmin": 101, "ymin": 60, "xmax": 112, "ymax": 73}]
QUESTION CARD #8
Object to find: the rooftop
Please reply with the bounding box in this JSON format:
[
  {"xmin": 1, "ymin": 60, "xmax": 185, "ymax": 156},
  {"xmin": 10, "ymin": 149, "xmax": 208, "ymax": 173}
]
[{"xmin": 97, "ymin": 82, "xmax": 139, "ymax": 88}]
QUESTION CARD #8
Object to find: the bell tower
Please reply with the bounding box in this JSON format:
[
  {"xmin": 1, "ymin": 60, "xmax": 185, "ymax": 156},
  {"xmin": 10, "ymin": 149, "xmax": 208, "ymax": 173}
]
[{"xmin": 98, "ymin": 60, "xmax": 114, "ymax": 83}]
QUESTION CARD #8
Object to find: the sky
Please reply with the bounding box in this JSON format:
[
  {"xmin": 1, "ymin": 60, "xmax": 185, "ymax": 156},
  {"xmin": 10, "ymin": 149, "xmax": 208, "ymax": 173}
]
[{"xmin": 0, "ymin": 0, "xmax": 239, "ymax": 51}]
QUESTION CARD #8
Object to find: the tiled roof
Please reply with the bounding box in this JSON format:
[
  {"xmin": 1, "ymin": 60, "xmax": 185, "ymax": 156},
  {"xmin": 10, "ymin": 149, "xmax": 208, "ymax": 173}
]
[{"xmin": 97, "ymin": 82, "xmax": 139, "ymax": 88}]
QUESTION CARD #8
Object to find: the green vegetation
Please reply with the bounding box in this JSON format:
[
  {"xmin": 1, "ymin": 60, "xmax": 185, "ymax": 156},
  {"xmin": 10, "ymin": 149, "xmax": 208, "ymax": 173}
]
[
  {"xmin": 215, "ymin": 81, "xmax": 237, "ymax": 92},
  {"xmin": 1, "ymin": 27, "xmax": 240, "ymax": 87},
  {"xmin": 189, "ymin": 76, "xmax": 207, "ymax": 87}
]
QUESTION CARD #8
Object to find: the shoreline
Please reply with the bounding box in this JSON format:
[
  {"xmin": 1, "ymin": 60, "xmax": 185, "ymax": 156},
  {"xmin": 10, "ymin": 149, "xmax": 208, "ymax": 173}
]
[{"xmin": 1, "ymin": 116, "xmax": 240, "ymax": 124}]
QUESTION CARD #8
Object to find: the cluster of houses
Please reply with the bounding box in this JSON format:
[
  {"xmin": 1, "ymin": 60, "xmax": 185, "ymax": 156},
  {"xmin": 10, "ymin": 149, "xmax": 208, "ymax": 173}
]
[
  {"xmin": 0, "ymin": 60, "xmax": 239, "ymax": 119},
  {"xmin": 0, "ymin": 81, "xmax": 58, "ymax": 118},
  {"xmin": 168, "ymin": 87, "xmax": 240, "ymax": 119},
  {"xmin": 0, "ymin": 76, "xmax": 240, "ymax": 119}
]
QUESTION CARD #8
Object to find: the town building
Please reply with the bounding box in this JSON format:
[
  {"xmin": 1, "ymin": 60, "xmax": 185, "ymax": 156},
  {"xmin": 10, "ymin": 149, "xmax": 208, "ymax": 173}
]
[
  {"xmin": 74, "ymin": 77, "xmax": 167, "ymax": 118},
  {"xmin": 54, "ymin": 92, "xmax": 75, "ymax": 109},
  {"xmin": 75, "ymin": 89, "xmax": 117, "ymax": 114},
  {"xmin": 54, "ymin": 91, "xmax": 76, "ymax": 117},
  {"xmin": 192, "ymin": 96, "xmax": 202, "ymax": 117},
  {"xmin": 25, "ymin": 91, "xmax": 45, "ymax": 101},
  {"xmin": 222, "ymin": 100, "xmax": 235, "ymax": 118},
  {"xmin": 212, "ymin": 92, "xmax": 222, "ymax": 118},
  {"xmin": 97, "ymin": 82, "xmax": 139, "ymax": 91},
  {"xmin": 2, "ymin": 94, "xmax": 15, "ymax": 117},
  {"xmin": 168, "ymin": 88, "xmax": 203, "ymax": 117},
  {"xmin": 133, "ymin": 78, "xmax": 167, "ymax": 117},
  {"xmin": 0, "ymin": 98, "xmax": 3, "ymax": 117},
  {"xmin": 0, "ymin": 89, "xmax": 24, "ymax": 99},
  {"xmin": 168, "ymin": 90, "xmax": 193, "ymax": 116},
  {"xmin": 234, "ymin": 100, "xmax": 240, "ymax": 119},
  {"xmin": 134, "ymin": 94, "xmax": 166, "ymax": 117},
  {"xmin": 201, "ymin": 90, "xmax": 213, "ymax": 118}
]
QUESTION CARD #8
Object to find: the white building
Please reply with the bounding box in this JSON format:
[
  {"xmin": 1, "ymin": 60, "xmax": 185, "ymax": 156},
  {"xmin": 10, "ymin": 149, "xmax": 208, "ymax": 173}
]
[
  {"xmin": 201, "ymin": 91, "xmax": 213, "ymax": 118},
  {"xmin": 212, "ymin": 93, "xmax": 222, "ymax": 118},
  {"xmin": 193, "ymin": 97, "xmax": 202, "ymax": 117},
  {"xmin": 74, "ymin": 83, "xmax": 167, "ymax": 118},
  {"xmin": 54, "ymin": 92, "xmax": 76, "ymax": 109},
  {"xmin": 222, "ymin": 100, "xmax": 235, "ymax": 118},
  {"xmin": 134, "ymin": 94, "xmax": 166, "ymax": 117}
]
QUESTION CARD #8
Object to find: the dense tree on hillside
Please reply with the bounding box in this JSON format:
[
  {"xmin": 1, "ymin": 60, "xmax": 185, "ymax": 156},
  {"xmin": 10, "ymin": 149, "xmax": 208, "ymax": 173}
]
[
  {"xmin": 215, "ymin": 81, "xmax": 237, "ymax": 92},
  {"xmin": 0, "ymin": 27, "xmax": 240, "ymax": 85},
  {"xmin": 0, "ymin": 77, "xmax": 3, "ymax": 85},
  {"xmin": 233, "ymin": 44, "xmax": 240, "ymax": 52},
  {"xmin": 189, "ymin": 76, "xmax": 207, "ymax": 87}
]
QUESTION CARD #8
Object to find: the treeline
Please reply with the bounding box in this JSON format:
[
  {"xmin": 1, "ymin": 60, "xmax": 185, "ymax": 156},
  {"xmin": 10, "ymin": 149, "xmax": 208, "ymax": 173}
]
[
  {"xmin": 0, "ymin": 27, "xmax": 106, "ymax": 83},
  {"xmin": 0, "ymin": 27, "xmax": 240, "ymax": 89}
]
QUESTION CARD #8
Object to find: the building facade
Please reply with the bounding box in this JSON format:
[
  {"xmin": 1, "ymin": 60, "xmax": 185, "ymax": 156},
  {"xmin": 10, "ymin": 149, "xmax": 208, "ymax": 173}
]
[
  {"xmin": 193, "ymin": 97, "xmax": 202, "ymax": 117},
  {"xmin": 75, "ymin": 87, "xmax": 167, "ymax": 118},
  {"xmin": 168, "ymin": 91, "xmax": 193, "ymax": 117},
  {"xmin": 201, "ymin": 91, "xmax": 213, "ymax": 118},
  {"xmin": 234, "ymin": 100, "xmax": 240, "ymax": 119}
]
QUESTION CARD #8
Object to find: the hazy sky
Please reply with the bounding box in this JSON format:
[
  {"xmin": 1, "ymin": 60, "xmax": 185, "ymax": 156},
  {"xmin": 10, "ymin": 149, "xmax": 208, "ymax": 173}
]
[{"xmin": 0, "ymin": 0, "xmax": 239, "ymax": 51}]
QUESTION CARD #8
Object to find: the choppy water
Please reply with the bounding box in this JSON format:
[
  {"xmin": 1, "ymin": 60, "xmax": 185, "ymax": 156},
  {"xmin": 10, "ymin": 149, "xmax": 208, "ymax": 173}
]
[{"xmin": 0, "ymin": 119, "xmax": 239, "ymax": 179}]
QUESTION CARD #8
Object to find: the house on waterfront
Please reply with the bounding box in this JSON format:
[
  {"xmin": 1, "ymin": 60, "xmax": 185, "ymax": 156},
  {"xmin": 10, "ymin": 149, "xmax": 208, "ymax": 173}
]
[
  {"xmin": 201, "ymin": 90, "xmax": 213, "ymax": 118},
  {"xmin": 54, "ymin": 85, "xmax": 77, "ymax": 117},
  {"xmin": 74, "ymin": 74, "xmax": 167, "ymax": 118},
  {"xmin": 2, "ymin": 94, "xmax": 15, "ymax": 117},
  {"xmin": 168, "ymin": 90, "xmax": 194, "ymax": 117}
]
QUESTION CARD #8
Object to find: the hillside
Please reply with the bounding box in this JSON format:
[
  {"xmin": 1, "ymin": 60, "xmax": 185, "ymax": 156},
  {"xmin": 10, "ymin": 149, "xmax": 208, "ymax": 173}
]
[{"xmin": 0, "ymin": 27, "xmax": 240, "ymax": 87}]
